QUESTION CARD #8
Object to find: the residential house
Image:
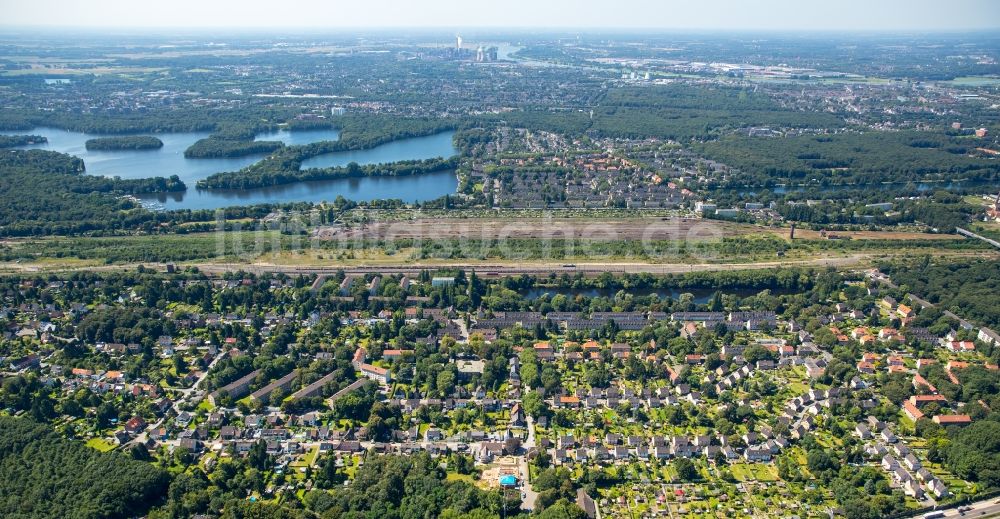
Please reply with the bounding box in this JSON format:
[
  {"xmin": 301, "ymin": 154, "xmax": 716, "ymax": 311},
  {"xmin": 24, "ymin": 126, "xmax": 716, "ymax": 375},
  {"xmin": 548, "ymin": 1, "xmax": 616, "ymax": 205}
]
[
  {"xmin": 933, "ymin": 415, "xmax": 972, "ymax": 426},
  {"xmin": 359, "ymin": 363, "xmax": 391, "ymax": 384}
]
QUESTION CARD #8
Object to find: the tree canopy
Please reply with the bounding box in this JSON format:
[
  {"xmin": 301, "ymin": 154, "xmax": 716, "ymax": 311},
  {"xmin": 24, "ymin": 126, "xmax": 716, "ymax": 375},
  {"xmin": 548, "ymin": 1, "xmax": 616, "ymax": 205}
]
[{"xmin": 0, "ymin": 416, "xmax": 170, "ymax": 519}]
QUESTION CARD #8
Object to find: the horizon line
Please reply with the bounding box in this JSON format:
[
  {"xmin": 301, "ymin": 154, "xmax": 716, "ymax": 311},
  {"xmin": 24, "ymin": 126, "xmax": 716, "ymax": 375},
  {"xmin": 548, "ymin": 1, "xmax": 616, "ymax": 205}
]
[{"xmin": 1, "ymin": 25, "xmax": 1000, "ymax": 34}]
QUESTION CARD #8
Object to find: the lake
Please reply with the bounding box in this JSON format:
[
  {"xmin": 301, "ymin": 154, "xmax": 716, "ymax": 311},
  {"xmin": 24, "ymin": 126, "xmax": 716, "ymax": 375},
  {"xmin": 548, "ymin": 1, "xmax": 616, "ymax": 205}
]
[
  {"xmin": 299, "ymin": 131, "xmax": 455, "ymax": 170},
  {"xmin": 0, "ymin": 127, "xmax": 458, "ymax": 210},
  {"xmin": 255, "ymin": 128, "xmax": 341, "ymax": 146},
  {"xmin": 142, "ymin": 169, "xmax": 459, "ymax": 210}
]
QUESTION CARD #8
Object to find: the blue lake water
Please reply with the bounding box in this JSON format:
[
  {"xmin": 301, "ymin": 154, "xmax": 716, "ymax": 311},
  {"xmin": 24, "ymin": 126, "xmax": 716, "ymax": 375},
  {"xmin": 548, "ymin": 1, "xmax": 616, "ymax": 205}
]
[
  {"xmin": 142, "ymin": 169, "xmax": 459, "ymax": 210},
  {"xmin": 1, "ymin": 127, "xmax": 458, "ymax": 210},
  {"xmin": 300, "ymin": 131, "xmax": 456, "ymax": 170},
  {"xmin": 255, "ymin": 128, "xmax": 341, "ymax": 146}
]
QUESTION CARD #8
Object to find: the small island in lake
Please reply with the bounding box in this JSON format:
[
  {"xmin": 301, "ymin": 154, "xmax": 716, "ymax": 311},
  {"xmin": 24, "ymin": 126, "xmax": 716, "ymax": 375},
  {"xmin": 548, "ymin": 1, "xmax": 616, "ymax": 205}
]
[
  {"xmin": 85, "ymin": 135, "xmax": 164, "ymax": 151},
  {"xmin": 184, "ymin": 137, "xmax": 284, "ymax": 158},
  {"xmin": 0, "ymin": 134, "xmax": 47, "ymax": 148}
]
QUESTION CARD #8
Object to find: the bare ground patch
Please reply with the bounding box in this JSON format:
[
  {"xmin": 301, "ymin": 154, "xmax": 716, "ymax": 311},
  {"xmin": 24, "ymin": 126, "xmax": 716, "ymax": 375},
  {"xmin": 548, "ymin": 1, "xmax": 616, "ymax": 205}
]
[{"xmin": 314, "ymin": 217, "xmax": 752, "ymax": 242}]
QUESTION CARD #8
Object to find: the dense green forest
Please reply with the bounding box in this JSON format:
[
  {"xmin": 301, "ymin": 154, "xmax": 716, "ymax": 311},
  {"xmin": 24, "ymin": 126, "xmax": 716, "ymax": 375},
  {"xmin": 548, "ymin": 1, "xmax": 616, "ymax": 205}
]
[
  {"xmin": 85, "ymin": 136, "xmax": 164, "ymax": 151},
  {"xmin": 199, "ymin": 156, "xmax": 458, "ymax": 189},
  {"xmin": 0, "ymin": 416, "xmax": 169, "ymax": 519},
  {"xmin": 472, "ymin": 84, "xmax": 843, "ymax": 141},
  {"xmin": 301, "ymin": 452, "xmax": 533, "ymax": 518},
  {"xmin": 477, "ymin": 110, "xmax": 594, "ymax": 136},
  {"xmin": 184, "ymin": 137, "xmax": 284, "ymax": 158},
  {"xmin": 0, "ymin": 149, "xmax": 185, "ymax": 236},
  {"xmin": 882, "ymin": 258, "xmax": 1000, "ymax": 329},
  {"xmin": 0, "ymin": 107, "xmax": 292, "ymax": 135},
  {"xmin": 694, "ymin": 131, "xmax": 1000, "ymax": 187},
  {"xmin": 0, "ymin": 134, "xmax": 46, "ymax": 148},
  {"xmin": 773, "ymin": 191, "xmax": 979, "ymax": 232},
  {"xmin": 943, "ymin": 421, "xmax": 1000, "ymax": 489},
  {"xmin": 589, "ymin": 85, "xmax": 844, "ymax": 141}
]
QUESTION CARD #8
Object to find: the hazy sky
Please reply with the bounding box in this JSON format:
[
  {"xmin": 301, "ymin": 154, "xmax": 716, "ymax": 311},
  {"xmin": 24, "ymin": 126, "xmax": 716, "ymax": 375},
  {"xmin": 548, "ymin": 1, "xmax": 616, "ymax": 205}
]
[{"xmin": 1, "ymin": 0, "xmax": 998, "ymax": 31}]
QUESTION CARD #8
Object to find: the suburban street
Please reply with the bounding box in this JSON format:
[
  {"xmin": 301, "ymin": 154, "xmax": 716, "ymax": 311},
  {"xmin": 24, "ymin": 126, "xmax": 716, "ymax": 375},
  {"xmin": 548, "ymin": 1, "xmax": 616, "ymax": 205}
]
[
  {"xmin": 127, "ymin": 351, "xmax": 227, "ymax": 448},
  {"xmin": 520, "ymin": 415, "xmax": 538, "ymax": 511}
]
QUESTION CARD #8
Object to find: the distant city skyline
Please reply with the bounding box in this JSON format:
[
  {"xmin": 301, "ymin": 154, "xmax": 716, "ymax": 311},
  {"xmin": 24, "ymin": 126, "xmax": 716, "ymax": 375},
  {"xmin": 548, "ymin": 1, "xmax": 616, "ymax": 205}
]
[{"xmin": 1, "ymin": 0, "xmax": 999, "ymax": 31}]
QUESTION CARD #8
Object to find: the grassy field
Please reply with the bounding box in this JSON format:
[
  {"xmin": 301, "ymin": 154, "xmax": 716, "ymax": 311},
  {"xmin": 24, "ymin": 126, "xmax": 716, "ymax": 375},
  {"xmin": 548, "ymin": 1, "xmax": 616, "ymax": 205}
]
[
  {"xmin": 319, "ymin": 216, "xmax": 961, "ymax": 243},
  {"xmin": 85, "ymin": 437, "xmax": 116, "ymax": 452},
  {"xmin": 0, "ymin": 231, "xmax": 284, "ymax": 267},
  {"xmin": 445, "ymin": 473, "xmax": 476, "ymax": 484},
  {"xmin": 0, "ymin": 221, "xmax": 994, "ymax": 274},
  {"xmin": 970, "ymin": 221, "xmax": 1000, "ymax": 241},
  {"xmin": 729, "ymin": 463, "xmax": 779, "ymax": 482},
  {"xmin": 319, "ymin": 217, "xmax": 753, "ymax": 241}
]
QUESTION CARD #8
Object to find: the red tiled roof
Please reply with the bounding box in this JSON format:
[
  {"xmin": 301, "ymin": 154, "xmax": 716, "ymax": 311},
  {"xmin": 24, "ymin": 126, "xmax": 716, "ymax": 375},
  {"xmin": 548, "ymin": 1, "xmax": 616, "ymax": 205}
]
[{"xmin": 933, "ymin": 414, "xmax": 971, "ymax": 424}]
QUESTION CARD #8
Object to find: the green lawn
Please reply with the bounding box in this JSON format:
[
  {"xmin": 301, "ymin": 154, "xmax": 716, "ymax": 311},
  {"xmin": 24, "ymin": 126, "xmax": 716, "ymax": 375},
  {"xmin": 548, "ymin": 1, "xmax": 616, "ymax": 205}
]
[
  {"xmin": 303, "ymin": 446, "xmax": 320, "ymax": 466},
  {"xmin": 446, "ymin": 473, "xmax": 476, "ymax": 484},
  {"xmin": 85, "ymin": 437, "xmax": 115, "ymax": 452},
  {"xmin": 729, "ymin": 463, "xmax": 778, "ymax": 482}
]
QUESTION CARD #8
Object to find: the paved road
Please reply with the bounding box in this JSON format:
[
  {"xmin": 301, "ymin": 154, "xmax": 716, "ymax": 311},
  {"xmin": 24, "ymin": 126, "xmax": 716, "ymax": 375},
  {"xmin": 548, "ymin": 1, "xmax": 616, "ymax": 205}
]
[
  {"xmin": 524, "ymin": 415, "xmax": 536, "ymax": 450},
  {"xmin": 957, "ymin": 227, "xmax": 1000, "ymax": 249},
  {"xmin": 453, "ymin": 317, "xmax": 470, "ymax": 342},
  {"xmin": 940, "ymin": 497, "xmax": 1000, "ymax": 518},
  {"xmin": 518, "ymin": 414, "xmax": 538, "ymax": 511}
]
